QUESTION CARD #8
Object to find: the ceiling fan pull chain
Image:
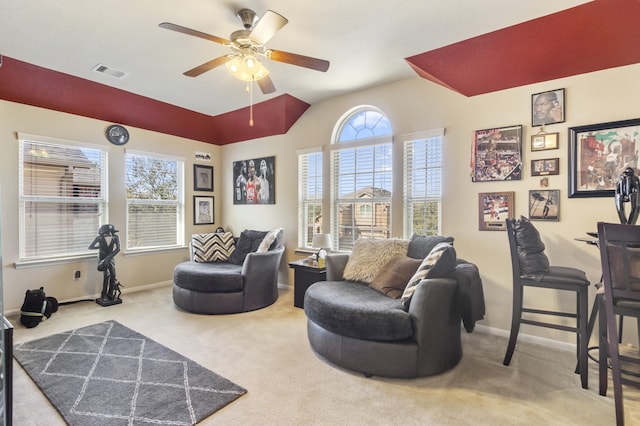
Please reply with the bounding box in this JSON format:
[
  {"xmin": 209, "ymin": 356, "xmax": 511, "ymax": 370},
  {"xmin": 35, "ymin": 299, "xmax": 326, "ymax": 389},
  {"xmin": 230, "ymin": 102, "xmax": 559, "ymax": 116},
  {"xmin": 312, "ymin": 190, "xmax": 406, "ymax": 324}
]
[{"xmin": 248, "ymin": 80, "xmax": 254, "ymax": 127}]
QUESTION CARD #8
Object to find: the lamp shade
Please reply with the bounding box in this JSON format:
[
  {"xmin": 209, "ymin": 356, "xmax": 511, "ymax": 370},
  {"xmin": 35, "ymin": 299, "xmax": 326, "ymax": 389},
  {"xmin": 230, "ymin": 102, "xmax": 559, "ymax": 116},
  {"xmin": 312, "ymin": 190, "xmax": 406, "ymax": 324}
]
[
  {"xmin": 312, "ymin": 233, "xmax": 332, "ymax": 250},
  {"xmin": 225, "ymin": 54, "xmax": 269, "ymax": 82}
]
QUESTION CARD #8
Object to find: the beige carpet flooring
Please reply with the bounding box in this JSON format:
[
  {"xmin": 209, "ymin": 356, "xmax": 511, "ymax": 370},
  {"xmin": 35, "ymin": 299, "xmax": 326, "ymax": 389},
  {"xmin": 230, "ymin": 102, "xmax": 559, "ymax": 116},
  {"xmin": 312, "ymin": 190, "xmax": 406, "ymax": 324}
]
[{"xmin": 8, "ymin": 284, "xmax": 640, "ymax": 425}]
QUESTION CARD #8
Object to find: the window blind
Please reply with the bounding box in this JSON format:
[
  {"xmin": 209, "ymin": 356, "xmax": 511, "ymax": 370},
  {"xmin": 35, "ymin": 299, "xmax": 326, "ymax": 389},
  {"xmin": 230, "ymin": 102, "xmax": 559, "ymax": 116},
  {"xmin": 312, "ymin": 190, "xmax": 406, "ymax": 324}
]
[
  {"xmin": 331, "ymin": 143, "xmax": 393, "ymax": 251},
  {"xmin": 403, "ymin": 134, "xmax": 443, "ymax": 237},
  {"xmin": 298, "ymin": 150, "xmax": 323, "ymax": 248},
  {"xmin": 18, "ymin": 137, "xmax": 108, "ymax": 261},
  {"xmin": 125, "ymin": 152, "xmax": 184, "ymax": 250}
]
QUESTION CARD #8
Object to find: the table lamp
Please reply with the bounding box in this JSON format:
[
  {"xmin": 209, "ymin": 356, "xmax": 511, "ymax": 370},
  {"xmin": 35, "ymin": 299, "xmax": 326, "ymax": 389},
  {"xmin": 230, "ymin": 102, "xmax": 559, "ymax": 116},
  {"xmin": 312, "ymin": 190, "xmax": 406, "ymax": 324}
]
[{"xmin": 312, "ymin": 233, "xmax": 332, "ymax": 267}]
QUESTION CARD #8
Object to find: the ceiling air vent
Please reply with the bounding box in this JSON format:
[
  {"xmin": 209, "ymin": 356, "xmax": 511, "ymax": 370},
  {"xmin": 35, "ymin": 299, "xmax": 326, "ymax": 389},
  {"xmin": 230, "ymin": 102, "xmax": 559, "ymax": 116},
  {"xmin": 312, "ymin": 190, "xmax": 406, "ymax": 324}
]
[{"xmin": 92, "ymin": 63, "xmax": 129, "ymax": 79}]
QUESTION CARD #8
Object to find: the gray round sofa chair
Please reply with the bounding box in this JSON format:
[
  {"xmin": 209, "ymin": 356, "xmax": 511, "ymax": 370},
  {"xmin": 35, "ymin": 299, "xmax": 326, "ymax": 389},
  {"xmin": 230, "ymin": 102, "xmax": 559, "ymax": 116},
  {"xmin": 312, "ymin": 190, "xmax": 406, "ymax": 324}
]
[
  {"xmin": 304, "ymin": 235, "xmax": 485, "ymax": 379},
  {"xmin": 173, "ymin": 228, "xmax": 284, "ymax": 314}
]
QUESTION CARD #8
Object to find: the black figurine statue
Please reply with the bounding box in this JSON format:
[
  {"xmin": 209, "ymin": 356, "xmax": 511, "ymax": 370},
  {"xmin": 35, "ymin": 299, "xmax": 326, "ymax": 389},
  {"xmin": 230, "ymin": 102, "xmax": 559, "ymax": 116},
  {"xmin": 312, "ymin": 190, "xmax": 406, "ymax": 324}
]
[
  {"xmin": 88, "ymin": 224, "xmax": 123, "ymax": 306},
  {"xmin": 615, "ymin": 167, "xmax": 640, "ymax": 225}
]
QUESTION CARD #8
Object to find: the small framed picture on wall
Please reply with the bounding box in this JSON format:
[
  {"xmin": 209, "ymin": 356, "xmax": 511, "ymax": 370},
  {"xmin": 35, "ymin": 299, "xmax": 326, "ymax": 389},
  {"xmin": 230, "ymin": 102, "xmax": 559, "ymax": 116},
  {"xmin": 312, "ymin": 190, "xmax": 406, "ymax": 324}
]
[
  {"xmin": 194, "ymin": 164, "xmax": 214, "ymax": 192},
  {"xmin": 471, "ymin": 125, "xmax": 523, "ymax": 182},
  {"xmin": 529, "ymin": 189, "xmax": 560, "ymax": 221},
  {"xmin": 531, "ymin": 132, "xmax": 559, "ymax": 151},
  {"xmin": 531, "ymin": 158, "xmax": 560, "ymax": 176},
  {"xmin": 532, "ymin": 88, "xmax": 565, "ymax": 126},
  {"xmin": 478, "ymin": 191, "xmax": 515, "ymax": 231},
  {"xmin": 194, "ymin": 196, "xmax": 214, "ymax": 225}
]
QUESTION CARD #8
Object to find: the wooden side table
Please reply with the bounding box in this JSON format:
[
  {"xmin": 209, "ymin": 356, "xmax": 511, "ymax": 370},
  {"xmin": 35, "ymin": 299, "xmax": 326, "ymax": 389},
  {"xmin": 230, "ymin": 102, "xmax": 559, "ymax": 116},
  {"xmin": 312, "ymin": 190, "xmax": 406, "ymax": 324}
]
[{"xmin": 288, "ymin": 259, "xmax": 326, "ymax": 308}]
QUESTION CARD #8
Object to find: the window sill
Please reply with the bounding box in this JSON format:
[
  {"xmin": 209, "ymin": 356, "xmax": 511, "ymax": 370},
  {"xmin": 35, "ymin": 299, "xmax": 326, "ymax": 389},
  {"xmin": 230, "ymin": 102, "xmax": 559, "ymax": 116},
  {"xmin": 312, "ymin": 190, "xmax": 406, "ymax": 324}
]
[
  {"xmin": 14, "ymin": 254, "xmax": 97, "ymax": 269},
  {"xmin": 294, "ymin": 248, "xmax": 347, "ymax": 256},
  {"xmin": 123, "ymin": 246, "xmax": 188, "ymax": 257},
  {"xmin": 14, "ymin": 246, "xmax": 189, "ymax": 268},
  {"xmin": 294, "ymin": 248, "xmax": 316, "ymax": 256}
]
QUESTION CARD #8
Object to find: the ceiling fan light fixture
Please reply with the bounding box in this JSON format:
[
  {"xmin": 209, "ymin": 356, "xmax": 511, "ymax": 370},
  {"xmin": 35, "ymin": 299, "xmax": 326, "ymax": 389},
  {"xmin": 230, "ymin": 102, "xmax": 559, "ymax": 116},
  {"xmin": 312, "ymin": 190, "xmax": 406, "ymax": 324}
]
[{"xmin": 225, "ymin": 54, "xmax": 269, "ymax": 82}]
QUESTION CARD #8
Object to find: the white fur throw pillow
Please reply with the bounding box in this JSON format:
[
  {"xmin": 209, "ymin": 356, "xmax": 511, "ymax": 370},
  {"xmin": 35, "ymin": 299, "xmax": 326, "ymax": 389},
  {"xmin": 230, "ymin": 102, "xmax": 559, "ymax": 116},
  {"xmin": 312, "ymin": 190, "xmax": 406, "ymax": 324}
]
[{"xmin": 343, "ymin": 238, "xmax": 409, "ymax": 283}]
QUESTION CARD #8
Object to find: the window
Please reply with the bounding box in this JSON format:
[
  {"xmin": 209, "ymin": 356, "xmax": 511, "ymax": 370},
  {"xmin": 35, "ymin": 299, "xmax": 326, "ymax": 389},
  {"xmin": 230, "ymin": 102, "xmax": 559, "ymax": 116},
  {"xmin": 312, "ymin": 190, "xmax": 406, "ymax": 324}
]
[
  {"xmin": 331, "ymin": 107, "xmax": 393, "ymax": 251},
  {"xmin": 298, "ymin": 149, "xmax": 323, "ymax": 248},
  {"xmin": 403, "ymin": 131, "xmax": 443, "ymax": 237},
  {"xmin": 359, "ymin": 204, "xmax": 372, "ymax": 218},
  {"xmin": 18, "ymin": 134, "xmax": 108, "ymax": 262},
  {"xmin": 125, "ymin": 152, "xmax": 184, "ymax": 250}
]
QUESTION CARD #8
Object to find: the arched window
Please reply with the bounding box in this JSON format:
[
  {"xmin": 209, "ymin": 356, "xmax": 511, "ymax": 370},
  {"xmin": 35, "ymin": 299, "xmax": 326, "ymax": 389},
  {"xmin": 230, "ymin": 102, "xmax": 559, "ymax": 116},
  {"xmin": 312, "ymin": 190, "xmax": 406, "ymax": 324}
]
[
  {"xmin": 297, "ymin": 105, "xmax": 442, "ymax": 251},
  {"xmin": 336, "ymin": 108, "xmax": 393, "ymax": 142},
  {"xmin": 330, "ymin": 106, "xmax": 393, "ymax": 250}
]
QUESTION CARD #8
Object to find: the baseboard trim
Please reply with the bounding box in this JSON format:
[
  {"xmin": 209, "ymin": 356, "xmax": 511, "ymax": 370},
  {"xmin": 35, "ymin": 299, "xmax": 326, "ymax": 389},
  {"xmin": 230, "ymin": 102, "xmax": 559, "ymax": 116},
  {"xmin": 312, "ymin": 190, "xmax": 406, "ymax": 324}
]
[
  {"xmin": 5, "ymin": 281, "xmax": 173, "ymax": 317},
  {"xmin": 5, "ymin": 281, "xmax": 581, "ymax": 354},
  {"xmin": 121, "ymin": 280, "xmax": 173, "ymax": 295},
  {"xmin": 473, "ymin": 324, "xmax": 575, "ymax": 352}
]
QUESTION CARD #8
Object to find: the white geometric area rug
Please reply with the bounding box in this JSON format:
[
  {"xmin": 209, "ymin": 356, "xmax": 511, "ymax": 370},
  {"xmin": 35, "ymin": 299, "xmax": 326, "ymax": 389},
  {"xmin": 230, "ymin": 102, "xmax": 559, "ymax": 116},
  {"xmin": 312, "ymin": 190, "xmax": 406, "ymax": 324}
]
[{"xmin": 14, "ymin": 320, "xmax": 246, "ymax": 425}]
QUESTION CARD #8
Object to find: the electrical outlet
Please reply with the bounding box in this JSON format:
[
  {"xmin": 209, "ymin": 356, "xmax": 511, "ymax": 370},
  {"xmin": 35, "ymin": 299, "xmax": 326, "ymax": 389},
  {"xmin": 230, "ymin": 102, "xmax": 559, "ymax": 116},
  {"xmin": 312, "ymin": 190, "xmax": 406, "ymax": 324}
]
[{"xmin": 73, "ymin": 270, "xmax": 81, "ymax": 280}]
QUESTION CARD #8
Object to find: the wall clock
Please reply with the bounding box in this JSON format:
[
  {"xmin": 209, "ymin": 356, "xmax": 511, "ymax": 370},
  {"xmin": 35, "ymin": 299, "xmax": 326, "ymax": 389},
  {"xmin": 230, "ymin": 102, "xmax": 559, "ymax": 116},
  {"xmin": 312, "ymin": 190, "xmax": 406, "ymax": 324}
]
[{"xmin": 105, "ymin": 124, "xmax": 129, "ymax": 145}]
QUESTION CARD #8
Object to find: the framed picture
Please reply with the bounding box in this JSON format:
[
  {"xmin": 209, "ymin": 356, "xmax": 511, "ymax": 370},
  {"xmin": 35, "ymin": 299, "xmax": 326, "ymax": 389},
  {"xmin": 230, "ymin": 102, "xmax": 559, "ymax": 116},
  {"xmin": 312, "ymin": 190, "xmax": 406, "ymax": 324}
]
[
  {"xmin": 194, "ymin": 164, "xmax": 214, "ymax": 192},
  {"xmin": 471, "ymin": 125, "xmax": 523, "ymax": 182},
  {"xmin": 531, "ymin": 132, "xmax": 559, "ymax": 151},
  {"xmin": 531, "ymin": 158, "xmax": 559, "ymax": 176},
  {"xmin": 478, "ymin": 191, "xmax": 515, "ymax": 231},
  {"xmin": 532, "ymin": 88, "xmax": 565, "ymax": 126},
  {"xmin": 568, "ymin": 118, "xmax": 640, "ymax": 198},
  {"xmin": 233, "ymin": 156, "xmax": 276, "ymax": 204},
  {"xmin": 194, "ymin": 196, "xmax": 214, "ymax": 225},
  {"xmin": 529, "ymin": 189, "xmax": 560, "ymax": 221}
]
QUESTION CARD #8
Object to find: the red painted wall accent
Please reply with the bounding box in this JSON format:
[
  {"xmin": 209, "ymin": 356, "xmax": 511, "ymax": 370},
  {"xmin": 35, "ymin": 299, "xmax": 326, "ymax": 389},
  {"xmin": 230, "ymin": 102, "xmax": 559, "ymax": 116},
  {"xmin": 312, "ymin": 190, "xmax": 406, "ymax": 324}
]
[
  {"xmin": 406, "ymin": 0, "xmax": 640, "ymax": 96},
  {"xmin": 0, "ymin": 56, "xmax": 308, "ymax": 145},
  {"xmin": 211, "ymin": 94, "xmax": 309, "ymax": 144}
]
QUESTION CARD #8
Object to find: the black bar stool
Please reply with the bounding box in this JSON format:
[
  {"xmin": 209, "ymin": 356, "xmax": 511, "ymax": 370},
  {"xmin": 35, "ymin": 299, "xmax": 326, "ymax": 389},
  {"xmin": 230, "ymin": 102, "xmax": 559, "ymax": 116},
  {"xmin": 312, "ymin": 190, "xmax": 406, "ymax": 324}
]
[
  {"xmin": 503, "ymin": 217, "xmax": 590, "ymax": 389},
  {"xmin": 596, "ymin": 221, "xmax": 640, "ymax": 426}
]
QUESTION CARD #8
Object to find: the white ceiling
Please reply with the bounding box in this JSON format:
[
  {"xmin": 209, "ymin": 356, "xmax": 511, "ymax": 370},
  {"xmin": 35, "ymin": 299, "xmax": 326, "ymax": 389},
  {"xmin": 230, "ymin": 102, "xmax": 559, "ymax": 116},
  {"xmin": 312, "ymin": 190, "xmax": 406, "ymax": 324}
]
[{"xmin": 0, "ymin": 0, "xmax": 589, "ymax": 117}]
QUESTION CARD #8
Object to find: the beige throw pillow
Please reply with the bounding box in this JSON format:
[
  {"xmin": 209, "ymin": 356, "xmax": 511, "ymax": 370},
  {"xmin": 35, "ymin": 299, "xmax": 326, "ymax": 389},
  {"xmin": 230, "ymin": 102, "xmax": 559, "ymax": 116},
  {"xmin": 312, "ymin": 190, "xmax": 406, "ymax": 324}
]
[
  {"xmin": 370, "ymin": 255, "xmax": 423, "ymax": 298},
  {"xmin": 343, "ymin": 238, "xmax": 409, "ymax": 283}
]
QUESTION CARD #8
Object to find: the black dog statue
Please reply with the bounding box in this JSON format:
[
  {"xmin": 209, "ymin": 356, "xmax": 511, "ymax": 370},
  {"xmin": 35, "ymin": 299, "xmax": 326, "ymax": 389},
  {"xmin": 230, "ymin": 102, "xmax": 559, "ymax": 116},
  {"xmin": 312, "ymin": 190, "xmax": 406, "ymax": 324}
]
[{"xmin": 20, "ymin": 287, "xmax": 59, "ymax": 328}]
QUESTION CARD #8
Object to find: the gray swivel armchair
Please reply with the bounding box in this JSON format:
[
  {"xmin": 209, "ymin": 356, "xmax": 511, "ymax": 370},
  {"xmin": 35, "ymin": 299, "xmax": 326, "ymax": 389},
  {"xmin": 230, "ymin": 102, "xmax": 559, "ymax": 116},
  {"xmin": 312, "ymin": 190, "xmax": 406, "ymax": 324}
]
[{"xmin": 173, "ymin": 231, "xmax": 284, "ymax": 314}]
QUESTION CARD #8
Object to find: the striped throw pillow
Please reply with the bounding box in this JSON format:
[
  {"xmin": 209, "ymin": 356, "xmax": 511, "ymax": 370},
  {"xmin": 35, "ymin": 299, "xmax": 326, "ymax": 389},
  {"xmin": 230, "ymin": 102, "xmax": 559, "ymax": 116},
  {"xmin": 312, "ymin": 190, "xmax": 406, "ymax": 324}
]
[
  {"xmin": 192, "ymin": 232, "xmax": 236, "ymax": 263},
  {"xmin": 400, "ymin": 242, "xmax": 456, "ymax": 308}
]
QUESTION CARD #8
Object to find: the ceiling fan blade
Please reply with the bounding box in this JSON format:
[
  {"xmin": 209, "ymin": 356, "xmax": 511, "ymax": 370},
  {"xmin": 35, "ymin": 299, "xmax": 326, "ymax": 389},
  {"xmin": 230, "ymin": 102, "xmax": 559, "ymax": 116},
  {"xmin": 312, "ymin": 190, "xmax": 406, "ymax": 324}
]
[
  {"xmin": 184, "ymin": 55, "xmax": 233, "ymax": 77},
  {"xmin": 257, "ymin": 75, "xmax": 276, "ymax": 94},
  {"xmin": 159, "ymin": 22, "xmax": 230, "ymax": 45},
  {"xmin": 267, "ymin": 49, "xmax": 330, "ymax": 72},
  {"xmin": 250, "ymin": 10, "xmax": 288, "ymax": 45}
]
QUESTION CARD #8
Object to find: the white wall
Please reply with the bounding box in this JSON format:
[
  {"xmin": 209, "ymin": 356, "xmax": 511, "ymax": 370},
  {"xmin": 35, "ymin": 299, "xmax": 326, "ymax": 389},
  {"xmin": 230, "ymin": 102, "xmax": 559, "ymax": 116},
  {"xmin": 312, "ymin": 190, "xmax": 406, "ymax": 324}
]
[
  {"xmin": 221, "ymin": 64, "xmax": 640, "ymax": 345},
  {"xmin": 0, "ymin": 101, "xmax": 222, "ymax": 310},
  {"xmin": 2, "ymin": 63, "xmax": 639, "ymax": 346}
]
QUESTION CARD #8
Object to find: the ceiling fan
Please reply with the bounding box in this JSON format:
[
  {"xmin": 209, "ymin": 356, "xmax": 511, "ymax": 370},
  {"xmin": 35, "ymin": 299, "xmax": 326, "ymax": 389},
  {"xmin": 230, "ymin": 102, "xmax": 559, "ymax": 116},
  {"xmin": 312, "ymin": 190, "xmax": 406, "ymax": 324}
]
[{"xmin": 159, "ymin": 9, "xmax": 330, "ymax": 95}]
